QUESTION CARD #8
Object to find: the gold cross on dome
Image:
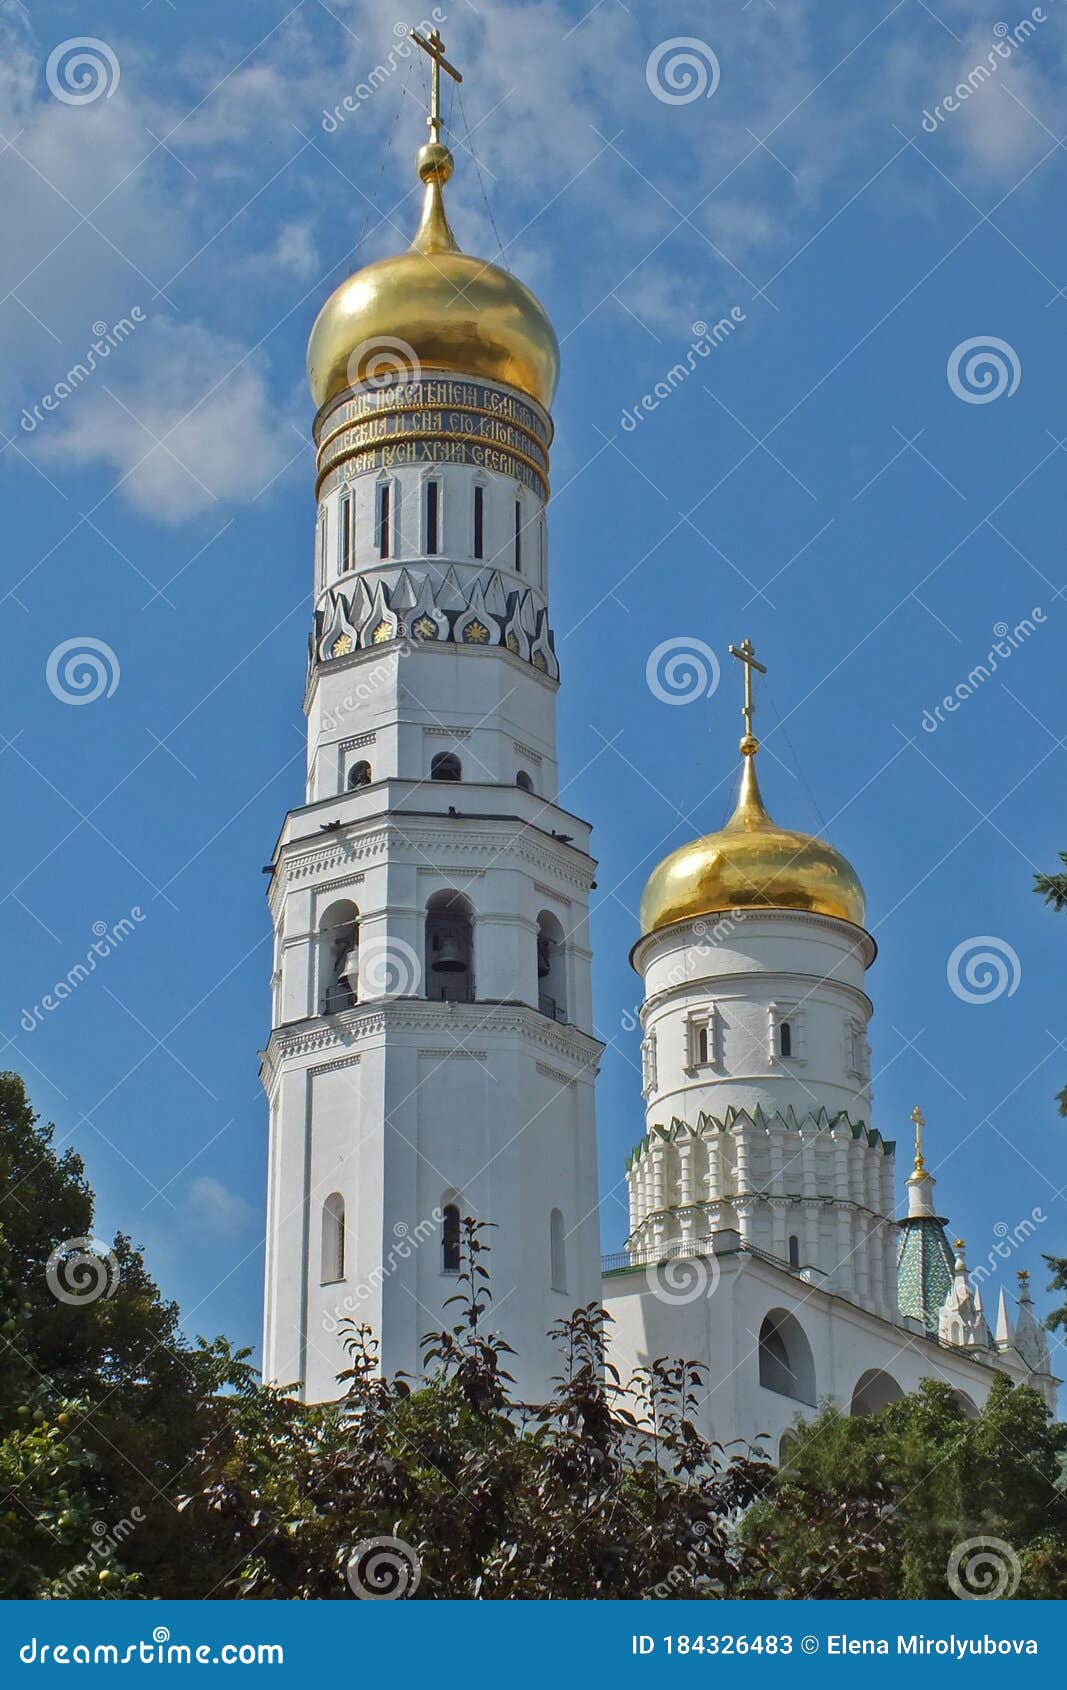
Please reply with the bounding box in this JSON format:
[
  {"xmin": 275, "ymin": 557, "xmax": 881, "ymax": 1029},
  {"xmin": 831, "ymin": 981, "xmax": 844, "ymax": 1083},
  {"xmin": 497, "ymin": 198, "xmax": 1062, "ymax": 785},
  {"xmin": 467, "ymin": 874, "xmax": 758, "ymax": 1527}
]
[
  {"xmin": 910, "ymin": 1104, "xmax": 925, "ymax": 1172},
  {"xmin": 410, "ymin": 27, "xmax": 463, "ymax": 144},
  {"xmin": 728, "ymin": 638, "xmax": 767, "ymax": 752}
]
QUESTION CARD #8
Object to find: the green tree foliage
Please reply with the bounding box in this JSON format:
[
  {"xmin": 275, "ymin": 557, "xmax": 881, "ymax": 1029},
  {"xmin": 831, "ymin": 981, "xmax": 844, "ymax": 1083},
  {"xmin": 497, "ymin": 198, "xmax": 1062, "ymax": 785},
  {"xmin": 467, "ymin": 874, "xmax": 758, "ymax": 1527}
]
[
  {"xmin": 3, "ymin": 1076, "xmax": 1065, "ymax": 1600},
  {"xmin": 179, "ymin": 1219, "xmax": 773, "ymax": 1598},
  {"xmin": 0, "ymin": 1072, "xmax": 245, "ymax": 1597},
  {"xmin": 742, "ymin": 1376, "xmax": 1067, "ymax": 1598}
]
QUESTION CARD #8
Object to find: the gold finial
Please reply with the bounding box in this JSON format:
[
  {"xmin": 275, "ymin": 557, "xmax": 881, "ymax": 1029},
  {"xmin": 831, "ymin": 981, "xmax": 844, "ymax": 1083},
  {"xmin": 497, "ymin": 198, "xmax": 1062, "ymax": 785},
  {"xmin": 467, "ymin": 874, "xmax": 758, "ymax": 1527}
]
[
  {"xmin": 910, "ymin": 1105, "xmax": 926, "ymax": 1174},
  {"xmin": 408, "ymin": 28, "xmax": 463, "ymax": 255},
  {"xmin": 955, "ymin": 1238, "xmax": 965, "ymax": 1252},
  {"xmin": 728, "ymin": 639, "xmax": 767, "ymax": 758},
  {"xmin": 1019, "ymin": 1268, "xmax": 1030, "ymax": 1283}
]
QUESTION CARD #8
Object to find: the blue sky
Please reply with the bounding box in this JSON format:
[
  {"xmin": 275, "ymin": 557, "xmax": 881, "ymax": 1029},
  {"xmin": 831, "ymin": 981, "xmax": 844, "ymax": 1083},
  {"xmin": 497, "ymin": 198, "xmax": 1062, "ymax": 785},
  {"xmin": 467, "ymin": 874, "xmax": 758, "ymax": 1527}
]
[{"xmin": 1, "ymin": 0, "xmax": 1065, "ymax": 1368}]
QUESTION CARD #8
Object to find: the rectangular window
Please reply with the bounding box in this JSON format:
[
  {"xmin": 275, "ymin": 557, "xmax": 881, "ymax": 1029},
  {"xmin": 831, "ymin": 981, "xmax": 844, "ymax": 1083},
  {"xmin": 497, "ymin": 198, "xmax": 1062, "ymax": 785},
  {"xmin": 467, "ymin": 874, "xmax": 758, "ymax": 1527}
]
[
  {"xmin": 340, "ymin": 497, "xmax": 352, "ymax": 572},
  {"xmin": 376, "ymin": 484, "xmax": 390, "ymax": 559},
  {"xmin": 514, "ymin": 499, "xmax": 522, "ymax": 572},
  {"xmin": 426, "ymin": 480, "xmax": 439, "ymax": 554},
  {"xmin": 473, "ymin": 485, "xmax": 484, "ymax": 558}
]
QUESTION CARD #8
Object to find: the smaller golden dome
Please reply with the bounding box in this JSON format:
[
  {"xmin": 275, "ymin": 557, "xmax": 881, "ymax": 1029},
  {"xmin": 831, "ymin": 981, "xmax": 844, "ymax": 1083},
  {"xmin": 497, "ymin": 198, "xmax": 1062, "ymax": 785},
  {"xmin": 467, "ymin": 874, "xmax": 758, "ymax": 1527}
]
[
  {"xmin": 307, "ymin": 139, "xmax": 558, "ymax": 415},
  {"xmin": 639, "ymin": 749, "xmax": 866, "ymax": 937}
]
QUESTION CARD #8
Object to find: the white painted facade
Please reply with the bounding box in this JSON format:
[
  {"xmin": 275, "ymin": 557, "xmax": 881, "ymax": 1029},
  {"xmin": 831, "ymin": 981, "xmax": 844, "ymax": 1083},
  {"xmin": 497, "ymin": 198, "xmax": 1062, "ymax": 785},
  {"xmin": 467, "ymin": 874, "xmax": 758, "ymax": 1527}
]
[
  {"xmin": 261, "ymin": 385, "xmax": 603, "ymax": 1406},
  {"xmin": 602, "ymin": 903, "xmax": 1057, "ymax": 1441}
]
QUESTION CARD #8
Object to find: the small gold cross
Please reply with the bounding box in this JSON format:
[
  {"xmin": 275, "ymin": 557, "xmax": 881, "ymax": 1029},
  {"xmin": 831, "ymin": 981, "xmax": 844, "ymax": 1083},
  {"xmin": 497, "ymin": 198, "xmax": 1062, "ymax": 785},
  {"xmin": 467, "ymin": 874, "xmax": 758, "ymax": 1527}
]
[
  {"xmin": 728, "ymin": 638, "xmax": 767, "ymax": 751},
  {"xmin": 410, "ymin": 28, "xmax": 463, "ymax": 145}
]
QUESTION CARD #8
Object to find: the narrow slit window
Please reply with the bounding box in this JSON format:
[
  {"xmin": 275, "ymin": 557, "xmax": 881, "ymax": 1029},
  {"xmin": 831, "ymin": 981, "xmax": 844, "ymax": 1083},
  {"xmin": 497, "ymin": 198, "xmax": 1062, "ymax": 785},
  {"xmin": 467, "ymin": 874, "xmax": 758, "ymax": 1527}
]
[
  {"xmin": 788, "ymin": 1234, "xmax": 800, "ymax": 1269},
  {"xmin": 442, "ymin": 1204, "xmax": 461, "ymax": 1273},
  {"xmin": 779, "ymin": 1020, "xmax": 792, "ymax": 1058},
  {"xmin": 473, "ymin": 485, "xmax": 484, "ymax": 558},
  {"xmin": 514, "ymin": 499, "xmax": 522, "ymax": 572},
  {"xmin": 426, "ymin": 480, "xmax": 439, "ymax": 555},
  {"xmin": 318, "ymin": 513, "xmax": 327, "ymax": 584},
  {"xmin": 376, "ymin": 484, "xmax": 390, "ymax": 559},
  {"xmin": 697, "ymin": 1024, "xmax": 709, "ymax": 1065},
  {"xmin": 340, "ymin": 496, "xmax": 352, "ymax": 572}
]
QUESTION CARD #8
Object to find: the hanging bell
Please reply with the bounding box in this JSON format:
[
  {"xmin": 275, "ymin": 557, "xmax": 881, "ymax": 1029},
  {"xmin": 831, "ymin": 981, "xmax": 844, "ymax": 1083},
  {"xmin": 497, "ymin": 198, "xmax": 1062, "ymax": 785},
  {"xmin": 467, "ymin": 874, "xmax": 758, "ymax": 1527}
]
[
  {"xmin": 537, "ymin": 934, "xmax": 551, "ymax": 979},
  {"xmin": 341, "ymin": 945, "xmax": 360, "ymax": 993},
  {"xmin": 432, "ymin": 934, "xmax": 466, "ymax": 973}
]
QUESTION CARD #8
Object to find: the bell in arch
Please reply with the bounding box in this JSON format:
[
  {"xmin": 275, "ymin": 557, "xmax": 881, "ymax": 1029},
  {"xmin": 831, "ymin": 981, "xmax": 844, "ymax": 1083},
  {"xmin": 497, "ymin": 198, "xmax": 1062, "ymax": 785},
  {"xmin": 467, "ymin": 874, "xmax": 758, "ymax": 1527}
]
[
  {"xmin": 537, "ymin": 933, "xmax": 552, "ymax": 979},
  {"xmin": 341, "ymin": 944, "xmax": 360, "ymax": 994},
  {"xmin": 432, "ymin": 933, "xmax": 466, "ymax": 973}
]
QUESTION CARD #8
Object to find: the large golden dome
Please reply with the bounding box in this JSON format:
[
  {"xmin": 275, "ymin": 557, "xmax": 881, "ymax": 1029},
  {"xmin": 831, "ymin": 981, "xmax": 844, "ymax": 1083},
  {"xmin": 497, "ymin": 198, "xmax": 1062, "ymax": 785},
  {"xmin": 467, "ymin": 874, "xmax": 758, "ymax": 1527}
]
[
  {"xmin": 307, "ymin": 140, "xmax": 558, "ymax": 415},
  {"xmin": 639, "ymin": 747, "xmax": 866, "ymax": 937}
]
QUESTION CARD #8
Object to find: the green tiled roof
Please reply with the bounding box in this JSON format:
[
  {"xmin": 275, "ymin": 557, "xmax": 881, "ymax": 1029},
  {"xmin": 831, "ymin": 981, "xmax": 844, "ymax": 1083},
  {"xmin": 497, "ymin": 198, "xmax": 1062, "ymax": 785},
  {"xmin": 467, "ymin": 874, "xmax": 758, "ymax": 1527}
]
[{"xmin": 897, "ymin": 1216, "xmax": 954, "ymax": 1332}]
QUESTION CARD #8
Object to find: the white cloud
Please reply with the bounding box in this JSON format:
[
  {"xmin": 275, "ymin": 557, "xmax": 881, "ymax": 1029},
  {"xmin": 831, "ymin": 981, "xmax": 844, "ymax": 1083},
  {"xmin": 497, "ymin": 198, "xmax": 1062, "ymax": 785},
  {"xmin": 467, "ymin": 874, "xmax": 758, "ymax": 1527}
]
[
  {"xmin": 186, "ymin": 1174, "xmax": 256, "ymax": 1234},
  {"xmin": 270, "ymin": 218, "xmax": 319, "ymax": 280},
  {"xmin": 31, "ymin": 317, "xmax": 298, "ymax": 522}
]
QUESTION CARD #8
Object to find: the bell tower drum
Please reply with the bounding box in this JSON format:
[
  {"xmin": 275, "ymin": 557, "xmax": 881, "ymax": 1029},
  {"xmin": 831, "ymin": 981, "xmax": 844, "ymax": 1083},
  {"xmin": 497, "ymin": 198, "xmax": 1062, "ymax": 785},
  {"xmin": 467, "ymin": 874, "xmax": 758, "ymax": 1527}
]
[{"xmin": 260, "ymin": 36, "xmax": 603, "ymax": 1404}]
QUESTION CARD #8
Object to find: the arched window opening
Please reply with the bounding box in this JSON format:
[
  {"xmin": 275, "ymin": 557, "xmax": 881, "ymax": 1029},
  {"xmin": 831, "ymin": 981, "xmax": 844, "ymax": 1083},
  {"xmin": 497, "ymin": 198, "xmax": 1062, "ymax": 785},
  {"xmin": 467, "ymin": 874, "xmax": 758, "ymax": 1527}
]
[
  {"xmin": 376, "ymin": 482, "xmax": 391, "ymax": 559},
  {"xmin": 850, "ymin": 1368, "xmax": 904, "ymax": 1416},
  {"xmin": 441, "ymin": 1202, "xmax": 461, "ymax": 1273},
  {"xmin": 348, "ymin": 760, "xmax": 371, "ymax": 790},
  {"xmin": 473, "ymin": 484, "xmax": 484, "ymax": 558},
  {"xmin": 319, "ymin": 900, "xmax": 359, "ymax": 1014},
  {"xmin": 340, "ymin": 495, "xmax": 353, "ymax": 573},
  {"xmin": 788, "ymin": 1234, "xmax": 800, "ymax": 1269},
  {"xmin": 758, "ymin": 1309, "xmax": 816, "ymax": 1405},
  {"xmin": 321, "ymin": 1192, "xmax": 346, "ymax": 1284},
  {"xmin": 426, "ymin": 479, "xmax": 440, "ymax": 554},
  {"xmin": 696, "ymin": 1024, "xmax": 710, "ymax": 1065},
  {"xmin": 537, "ymin": 911, "xmax": 567, "ymax": 1023},
  {"xmin": 425, "ymin": 891, "xmax": 474, "ymax": 1003},
  {"xmin": 516, "ymin": 769, "xmax": 534, "ymax": 793},
  {"xmin": 779, "ymin": 1020, "xmax": 793, "ymax": 1058},
  {"xmin": 550, "ymin": 1207, "xmax": 567, "ymax": 1293},
  {"xmin": 430, "ymin": 751, "xmax": 462, "ymax": 783}
]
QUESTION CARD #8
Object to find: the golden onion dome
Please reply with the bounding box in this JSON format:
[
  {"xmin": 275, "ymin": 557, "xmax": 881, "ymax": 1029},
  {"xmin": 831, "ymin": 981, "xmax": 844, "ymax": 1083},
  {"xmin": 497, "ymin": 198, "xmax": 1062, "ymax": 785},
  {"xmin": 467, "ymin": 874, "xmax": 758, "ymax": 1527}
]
[
  {"xmin": 639, "ymin": 744, "xmax": 866, "ymax": 937},
  {"xmin": 307, "ymin": 139, "xmax": 559, "ymax": 415}
]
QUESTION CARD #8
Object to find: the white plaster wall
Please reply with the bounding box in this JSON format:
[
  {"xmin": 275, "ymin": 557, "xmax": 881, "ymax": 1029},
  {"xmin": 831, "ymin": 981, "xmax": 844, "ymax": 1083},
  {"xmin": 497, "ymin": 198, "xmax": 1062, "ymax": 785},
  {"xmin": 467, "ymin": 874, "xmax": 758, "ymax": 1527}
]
[{"xmin": 603, "ymin": 1254, "xmax": 1040, "ymax": 1455}]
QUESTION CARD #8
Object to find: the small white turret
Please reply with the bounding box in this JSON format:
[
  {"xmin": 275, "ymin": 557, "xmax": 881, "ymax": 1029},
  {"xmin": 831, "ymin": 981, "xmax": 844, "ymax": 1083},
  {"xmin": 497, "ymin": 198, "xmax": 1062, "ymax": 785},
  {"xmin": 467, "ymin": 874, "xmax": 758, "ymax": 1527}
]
[{"xmin": 939, "ymin": 1238, "xmax": 992, "ymax": 1351}]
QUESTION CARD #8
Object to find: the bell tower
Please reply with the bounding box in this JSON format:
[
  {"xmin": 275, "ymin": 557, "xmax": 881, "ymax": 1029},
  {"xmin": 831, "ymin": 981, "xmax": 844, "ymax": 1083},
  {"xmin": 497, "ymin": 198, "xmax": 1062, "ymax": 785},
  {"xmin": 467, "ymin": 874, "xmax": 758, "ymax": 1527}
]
[{"xmin": 260, "ymin": 35, "xmax": 603, "ymax": 1403}]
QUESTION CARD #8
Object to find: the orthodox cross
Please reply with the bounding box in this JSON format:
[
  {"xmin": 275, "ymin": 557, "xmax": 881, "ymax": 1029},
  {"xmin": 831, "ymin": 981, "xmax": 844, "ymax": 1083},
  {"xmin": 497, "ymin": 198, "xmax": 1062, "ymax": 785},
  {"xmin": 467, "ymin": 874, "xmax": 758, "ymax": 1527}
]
[
  {"xmin": 410, "ymin": 28, "xmax": 463, "ymax": 145},
  {"xmin": 728, "ymin": 638, "xmax": 767, "ymax": 747},
  {"xmin": 910, "ymin": 1104, "xmax": 925, "ymax": 1171}
]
